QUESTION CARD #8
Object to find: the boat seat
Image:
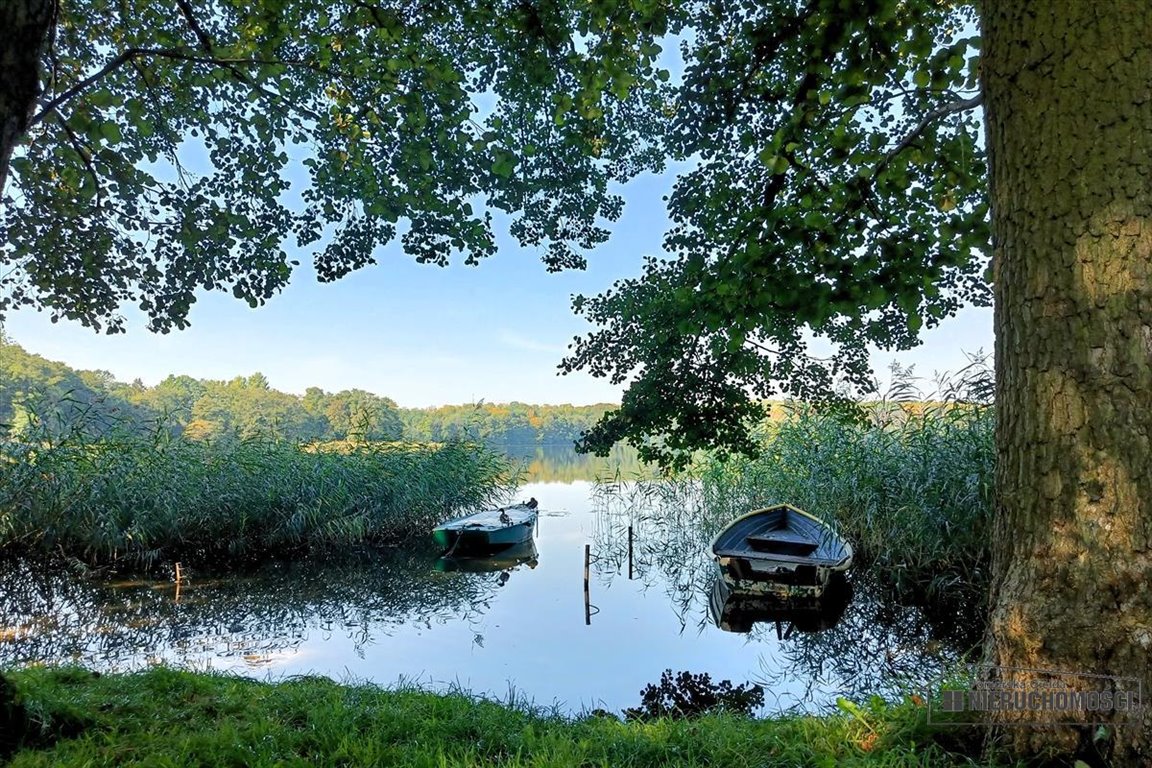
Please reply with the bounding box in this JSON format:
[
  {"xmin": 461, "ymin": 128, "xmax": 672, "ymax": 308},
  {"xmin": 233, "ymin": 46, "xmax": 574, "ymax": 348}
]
[{"xmin": 745, "ymin": 531, "xmax": 819, "ymax": 556}]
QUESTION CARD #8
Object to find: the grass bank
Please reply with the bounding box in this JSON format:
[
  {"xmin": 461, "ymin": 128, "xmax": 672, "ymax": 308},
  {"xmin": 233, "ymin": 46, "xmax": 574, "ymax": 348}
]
[
  {"xmin": 1, "ymin": 667, "xmax": 1003, "ymax": 767},
  {"xmin": 0, "ymin": 417, "xmax": 514, "ymax": 566}
]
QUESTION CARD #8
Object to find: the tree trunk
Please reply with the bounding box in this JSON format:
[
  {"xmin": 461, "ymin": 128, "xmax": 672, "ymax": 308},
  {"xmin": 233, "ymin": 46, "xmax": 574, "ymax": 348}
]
[
  {"xmin": 0, "ymin": 0, "xmax": 54, "ymax": 199},
  {"xmin": 982, "ymin": 0, "xmax": 1152, "ymax": 763}
]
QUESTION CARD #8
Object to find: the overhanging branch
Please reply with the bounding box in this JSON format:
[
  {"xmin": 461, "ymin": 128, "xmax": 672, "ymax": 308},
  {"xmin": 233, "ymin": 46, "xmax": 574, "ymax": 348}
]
[
  {"xmin": 30, "ymin": 47, "xmax": 187, "ymax": 129},
  {"xmin": 873, "ymin": 93, "xmax": 984, "ymax": 178},
  {"xmin": 28, "ymin": 47, "xmax": 327, "ymax": 129}
]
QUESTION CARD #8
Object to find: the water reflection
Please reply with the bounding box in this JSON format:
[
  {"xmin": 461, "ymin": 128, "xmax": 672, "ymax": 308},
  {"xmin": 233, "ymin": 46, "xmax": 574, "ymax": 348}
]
[
  {"xmin": 0, "ymin": 544, "xmax": 509, "ymax": 671},
  {"xmin": 436, "ymin": 541, "xmax": 540, "ymax": 575},
  {"xmin": 590, "ymin": 480, "xmax": 983, "ymax": 711},
  {"xmin": 0, "ymin": 454, "xmax": 984, "ymax": 715},
  {"xmin": 707, "ymin": 575, "xmax": 852, "ymax": 636},
  {"xmin": 504, "ymin": 443, "xmax": 654, "ymax": 484}
]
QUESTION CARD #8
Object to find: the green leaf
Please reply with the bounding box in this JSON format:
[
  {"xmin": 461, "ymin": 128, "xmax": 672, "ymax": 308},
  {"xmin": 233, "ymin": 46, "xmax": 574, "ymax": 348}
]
[
  {"xmin": 491, "ymin": 149, "xmax": 517, "ymax": 178},
  {"xmin": 99, "ymin": 122, "xmax": 123, "ymax": 143}
]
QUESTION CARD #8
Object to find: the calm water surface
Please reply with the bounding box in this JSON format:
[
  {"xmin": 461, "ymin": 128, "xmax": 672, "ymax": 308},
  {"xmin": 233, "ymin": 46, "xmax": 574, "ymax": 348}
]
[{"xmin": 0, "ymin": 446, "xmax": 977, "ymax": 714}]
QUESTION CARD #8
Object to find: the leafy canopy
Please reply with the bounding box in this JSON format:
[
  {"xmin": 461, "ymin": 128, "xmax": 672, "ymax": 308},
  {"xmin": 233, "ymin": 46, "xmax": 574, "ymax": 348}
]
[
  {"xmin": 5, "ymin": 0, "xmax": 991, "ymax": 468},
  {"xmin": 561, "ymin": 0, "xmax": 990, "ymax": 467},
  {"xmin": 2, "ymin": 0, "xmax": 674, "ymax": 331}
]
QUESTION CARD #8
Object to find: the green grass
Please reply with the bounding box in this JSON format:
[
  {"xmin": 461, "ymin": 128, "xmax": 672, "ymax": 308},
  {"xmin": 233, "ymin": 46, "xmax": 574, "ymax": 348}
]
[
  {"xmin": 0, "ymin": 412, "xmax": 515, "ymax": 566},
  {"xmin": 1, "ymin": 667, "xmax": 1007, "ymax": 767}
]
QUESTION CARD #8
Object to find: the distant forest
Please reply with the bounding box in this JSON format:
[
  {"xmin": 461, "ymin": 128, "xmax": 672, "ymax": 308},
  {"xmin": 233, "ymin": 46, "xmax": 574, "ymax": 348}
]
[
  {"xmin": 0, "ymin": 337, "xmax": 614, "ymax": 445},
  {"xmin": 402, "ymin": 403, "xmax": 616, "ymax": 445}
]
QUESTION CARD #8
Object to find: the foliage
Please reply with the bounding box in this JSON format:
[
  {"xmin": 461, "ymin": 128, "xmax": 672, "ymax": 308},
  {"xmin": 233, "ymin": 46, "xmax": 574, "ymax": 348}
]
[
  {"xmin": 557, "ymin": 1, "xmax": 988, "ymax": 468},
  {"xmin": 402, "ymin": 401, "xmax": 617, "ymax": 446},
  {"xmin": 1, "ymin": 0, "xmax": 673, "ymax": 332},
  {"xmin": 4, "ymin": 3, "xmax": 991, "ymax": 443},
  {"xmin": 2, "ymin": 337, "xmax": 612, "ymax": 446},
  {"xmin": 1, "ymin": 337, "xmax": 403, "ymax": 443},
  {"xmin": 0, "ymin": 404, "xmax": 514, "ymax": 566},
  {"xmin": 0, "ymin": 338, "xmax": 149, "ymax": 439},
  {"xmin": 623, "ymin": 670, "xmax": 764, "ymax": 721},
  {"xmin": 0, "ymin": 667, "xmax": 1012, "ymax": 766},
  {"xmin": 1, "ymin": 673, "xmax": 32, "ymax": 758}
]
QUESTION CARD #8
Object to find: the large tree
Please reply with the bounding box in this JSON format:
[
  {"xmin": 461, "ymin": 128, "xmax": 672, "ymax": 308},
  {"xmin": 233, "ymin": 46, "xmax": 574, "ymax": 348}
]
[
  {"xmin": 0, "ymin": 0, "xmax": 670, "ymax": 330},
  {"xmin": 3, "ymin": 0, "xmax": 1150, "ymax": 762},
  {"xmin": 562, "ymin": 0, "xmax": 1151, "ymax": 762},
  {"xmin": 980, "ymin": 1, "xmax": 1151, "ymax": 760}
]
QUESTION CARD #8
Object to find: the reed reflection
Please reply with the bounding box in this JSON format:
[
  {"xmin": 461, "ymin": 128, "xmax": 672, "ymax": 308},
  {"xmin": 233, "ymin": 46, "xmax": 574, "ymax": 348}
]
[
  {"xmin": 0, "ymin": 545, "xmax": 513, "ymax": 671},
  {"xmin": 590, "ymin": 479, "xmax": 983, "ymax": 710}
]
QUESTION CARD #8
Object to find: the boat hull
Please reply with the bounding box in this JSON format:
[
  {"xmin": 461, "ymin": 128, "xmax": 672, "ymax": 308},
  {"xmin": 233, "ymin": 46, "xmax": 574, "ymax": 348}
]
[
  {"xmin": 432, "ymin": 503, "xmax": 537, "ymax": 554},
  {"xmin": 711, "ymin": 504, "xmax": 852, "ymax": 597}
]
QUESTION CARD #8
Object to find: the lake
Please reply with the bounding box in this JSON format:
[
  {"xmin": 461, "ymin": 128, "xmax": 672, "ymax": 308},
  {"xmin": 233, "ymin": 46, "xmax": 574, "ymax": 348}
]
[{"xmin": 0, "ymin": 445, "xmax": 977, "ymax": 715}]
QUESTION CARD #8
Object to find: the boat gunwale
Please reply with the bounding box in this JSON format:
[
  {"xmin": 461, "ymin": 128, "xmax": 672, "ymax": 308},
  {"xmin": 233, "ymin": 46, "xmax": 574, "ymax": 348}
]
[
  {"xmin": 710, "ymin": 503, "xmax": 853, "ymax": 570},
  {"xmin": 433, "ymin": 503, "xmax": 538, "ymax": 533}
]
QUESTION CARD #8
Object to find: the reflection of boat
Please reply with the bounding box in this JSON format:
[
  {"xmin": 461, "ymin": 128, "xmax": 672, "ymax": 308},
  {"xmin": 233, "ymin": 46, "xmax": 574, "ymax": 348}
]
[
  {"xmin": 434, "ymin": 540, "xmax": 539, "ymax": 573},
  {"xmin": 708, "ymin": 575, "xmax": 852, "ymax": 636},
  {"xmin": 432, "ymin": 500, "xmax": 538, "ymax": 554},
  {"xmin": 711, "ymin": 504, "xmax": 852, "ymax": 597}
]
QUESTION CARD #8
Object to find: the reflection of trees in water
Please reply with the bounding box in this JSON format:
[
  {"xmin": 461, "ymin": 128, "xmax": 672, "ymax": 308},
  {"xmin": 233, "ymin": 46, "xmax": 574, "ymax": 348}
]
[
  {"xmin": 590, "ymin": 480, "xmax": 984, "ymax": 708},
  {"xmin": 498, "ymin": 444, "xmax": 653, "ymax": 484},
  {"xmin": 0, "ymin": 544, "xmax": 508, "ymax": 670}
]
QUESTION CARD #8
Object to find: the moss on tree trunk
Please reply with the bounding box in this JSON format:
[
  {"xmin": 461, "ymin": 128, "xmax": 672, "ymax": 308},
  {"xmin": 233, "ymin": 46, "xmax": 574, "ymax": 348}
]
[{"xmin": 982, "ymin": 0, "xmax": 1152, "ymax": 762}]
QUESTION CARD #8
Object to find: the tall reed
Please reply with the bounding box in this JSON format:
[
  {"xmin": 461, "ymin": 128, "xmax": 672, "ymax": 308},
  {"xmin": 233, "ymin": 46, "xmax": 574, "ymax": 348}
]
[
  {"xmin": 0, "ymin": 404, "xmax": 515, "ymax": 567},
  {"xmin": 594, "ymin": 358, "xmax": 995, "ymax": 607},
  {"xmin": 698, "ymin": 360, "xmax": 995, "ymax": 602}
]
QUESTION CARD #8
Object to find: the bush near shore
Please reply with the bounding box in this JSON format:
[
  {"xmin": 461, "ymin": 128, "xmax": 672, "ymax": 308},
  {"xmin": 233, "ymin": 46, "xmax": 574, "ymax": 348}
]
[
  {"xmin": 0, "ymin": 667, "xmax": 1006, "ymax": 767},
  {"xmin": 0, "ymin": 414, "xmax": 514, "ymax": 566}
]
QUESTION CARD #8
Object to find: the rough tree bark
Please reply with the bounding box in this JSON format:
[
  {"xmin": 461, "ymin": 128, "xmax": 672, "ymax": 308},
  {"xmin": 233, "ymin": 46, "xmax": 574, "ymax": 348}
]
[
  {"xmin": 0, "ymin": 0, "xmax": 55, "ymax": 198},
  {"xmin": 982, "ymin": 0, "xmax": 1152, "ymax": 762}
]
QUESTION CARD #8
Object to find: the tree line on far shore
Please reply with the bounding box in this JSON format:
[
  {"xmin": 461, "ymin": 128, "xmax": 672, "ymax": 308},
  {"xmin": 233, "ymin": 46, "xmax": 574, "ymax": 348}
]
[{"xmin": 0, "ymin": 337, "xmax": 612, "ymax": 446}]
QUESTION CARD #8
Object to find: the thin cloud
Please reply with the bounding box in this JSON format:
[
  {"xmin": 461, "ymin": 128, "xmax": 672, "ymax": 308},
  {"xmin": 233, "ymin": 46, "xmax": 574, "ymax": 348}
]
[{"xmin": 498, "ymin": 331, "xmax": 565, "ymax": 354}]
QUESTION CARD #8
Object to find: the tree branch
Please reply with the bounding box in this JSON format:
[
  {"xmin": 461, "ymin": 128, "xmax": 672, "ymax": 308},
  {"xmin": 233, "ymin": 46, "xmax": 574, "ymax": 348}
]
[
  {"xmin": 55, "ymin": 113, "xmax": 101, "ymax": 207},
  {"xmin": 873, "ymin": 93, "xmax": 984, "ymax": 179},
  {"xmin": 174, "ymin": 0, "xmax": 213, "ymax": 53},
  {"xmin": 30, "ymin": 47, "xmax": 175, "ymax": 129},
  {"xmin": 28, "ymin": 47, "xmax": 328, "ymax": 129}
]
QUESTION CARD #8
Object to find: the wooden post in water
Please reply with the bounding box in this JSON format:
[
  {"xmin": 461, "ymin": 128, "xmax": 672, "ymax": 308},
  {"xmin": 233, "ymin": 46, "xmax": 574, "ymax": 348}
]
[
  {"xmin": 174, "ymin": 562, "xmax": 183, "ymax": 603},
  {"xmin": 583, "ymin": 544, "xmax": 591, "ymax": 625},
  {"xmin": 627, "ymin": 525, "xmax": 634, "ymax": 580}
]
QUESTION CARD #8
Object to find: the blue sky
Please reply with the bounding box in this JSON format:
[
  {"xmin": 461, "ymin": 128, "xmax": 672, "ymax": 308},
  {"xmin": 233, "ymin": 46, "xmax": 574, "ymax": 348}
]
[{"xmin": 4, "ymin": 167, "xmax": 992, "ymax": 408}]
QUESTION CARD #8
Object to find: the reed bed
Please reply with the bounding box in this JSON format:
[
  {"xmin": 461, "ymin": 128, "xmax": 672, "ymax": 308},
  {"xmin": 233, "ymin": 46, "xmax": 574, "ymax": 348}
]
[
  {"xmin": 0, "ymin": 409, "xmax": 515, "ymax": 567},
  {"xmin": 699, "ymin": 403, "xmax": 992, "ymax": 597},
  {"xmin": 705, "ymin": 363, "xmax": 994, "ymax": 604},
  {"xmin": 596, "ymin": 361, "xmax": 995, "ymax": 607}
]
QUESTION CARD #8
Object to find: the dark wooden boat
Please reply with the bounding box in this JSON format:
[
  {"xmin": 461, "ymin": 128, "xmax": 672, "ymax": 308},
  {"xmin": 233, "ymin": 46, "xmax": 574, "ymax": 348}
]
[
  {"xmin": 707, "ymin": 573, "xmax": 851, "ymax": 636},
  {"xmin": 432, "ymin": 499, "xmax": 538, "ymax": 554},
  {"xmin": 711, "ymin": 503, "xmax": 853, "ymax": 597}
]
